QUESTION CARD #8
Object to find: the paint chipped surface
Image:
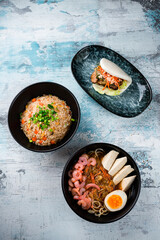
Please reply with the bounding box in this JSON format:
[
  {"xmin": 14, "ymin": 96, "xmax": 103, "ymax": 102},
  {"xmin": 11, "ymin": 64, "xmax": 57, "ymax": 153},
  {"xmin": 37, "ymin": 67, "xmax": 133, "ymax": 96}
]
[
  {"xmin": 0, "ymin": 170, "xmax": 7, "ymax": 190},
  {"xmin": 133, "ymin": 0, "xmax": 160, "ymax": 31},
  {"xmin": 17, "ymin": 169, "xmax": 26, "ymax": 175},
  {"xmin": 0, "ymin": 0, "xmax": 160, "ymax": 239}
]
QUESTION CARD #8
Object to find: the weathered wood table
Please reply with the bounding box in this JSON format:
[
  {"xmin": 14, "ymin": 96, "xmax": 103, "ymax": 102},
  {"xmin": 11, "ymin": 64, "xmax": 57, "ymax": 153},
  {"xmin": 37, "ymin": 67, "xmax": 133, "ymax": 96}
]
[{"xmin": 0, "ymin": 0, "xmax": 159, "ymax": 239}]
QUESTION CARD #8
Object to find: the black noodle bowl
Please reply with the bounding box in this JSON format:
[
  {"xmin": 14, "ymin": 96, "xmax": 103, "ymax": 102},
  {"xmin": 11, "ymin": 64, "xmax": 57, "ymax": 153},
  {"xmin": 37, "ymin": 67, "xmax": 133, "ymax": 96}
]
[{"xmin": 62, "ymin": 143, "xmax": 141, "ymax": 223}]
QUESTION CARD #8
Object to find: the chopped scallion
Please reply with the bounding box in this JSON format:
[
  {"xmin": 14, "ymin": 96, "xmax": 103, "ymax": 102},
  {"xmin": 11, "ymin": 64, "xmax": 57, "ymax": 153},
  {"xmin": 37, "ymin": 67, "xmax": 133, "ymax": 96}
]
[
  {"xmin": 29, "ymin": 104, "xmax": 58, "ymax": 130},
  {"xmin": 48, "ymin": 104, "xmax": 54, "ymax": 109}
]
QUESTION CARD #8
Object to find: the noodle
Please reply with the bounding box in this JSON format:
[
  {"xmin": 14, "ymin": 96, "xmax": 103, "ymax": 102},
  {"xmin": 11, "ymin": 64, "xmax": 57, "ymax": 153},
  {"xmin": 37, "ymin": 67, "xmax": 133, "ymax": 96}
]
[
  {"xmin": 86, "ymin": 149, "xmax": 115, "ymax": 216},
  {"xmin": 69, "ymin": 148, "xmax": 116, "ymax": 217},
  {"xmin": 88, "ymin": 209, "xmax": 95, "ymax": 214},
  {"xmin": 88, "ymin": 149, "xmax": 115, "ymax": 216},
  {"xmin": 91, "ymin": 199, "xmax": 109, "ymax": 217},
  {"xmin": 95, "ymin": 148, "xmax": 105, "ymax": 158},
  {"xmin": 92, "ymin": 200, "xmax": 102, "ymax": 209}
]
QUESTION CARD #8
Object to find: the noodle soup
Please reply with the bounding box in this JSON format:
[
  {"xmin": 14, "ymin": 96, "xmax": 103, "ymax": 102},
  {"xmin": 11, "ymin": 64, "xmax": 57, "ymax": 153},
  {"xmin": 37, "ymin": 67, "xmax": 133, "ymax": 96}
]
[{"xmin": 68, "ymin": 149, "xmax": 116, "ymax": 217}]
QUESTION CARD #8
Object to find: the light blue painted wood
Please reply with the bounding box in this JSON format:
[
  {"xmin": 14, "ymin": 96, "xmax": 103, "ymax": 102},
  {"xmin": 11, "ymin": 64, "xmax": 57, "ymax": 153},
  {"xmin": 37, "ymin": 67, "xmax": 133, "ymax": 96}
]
[{"xmin": 0, "ymin": 0, "xmax": 159, "ymax": 239}]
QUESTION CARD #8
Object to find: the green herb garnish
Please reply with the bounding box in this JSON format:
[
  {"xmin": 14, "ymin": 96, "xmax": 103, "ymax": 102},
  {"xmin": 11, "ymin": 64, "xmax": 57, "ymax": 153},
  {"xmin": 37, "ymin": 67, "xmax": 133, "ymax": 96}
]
[
  {"xmin": 71, "ymin": 118, "xmax": 75, "ymax": 122},
  {"xmin": 48, "ymin": 104, "xmax": 54, "ymax": 109},
  {"xmin": 30, "ymin": 105, "xmax": 57, "ymax": 130}
]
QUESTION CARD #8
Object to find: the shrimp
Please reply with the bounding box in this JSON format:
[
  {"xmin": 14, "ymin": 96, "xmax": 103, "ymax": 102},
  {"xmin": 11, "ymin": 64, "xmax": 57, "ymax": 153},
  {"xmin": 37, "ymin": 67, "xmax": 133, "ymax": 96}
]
[
  {"xmin": 74, "ymin": 180, "xmax": 85, "ymax": 189},
  {"xmin": 83, "ymin": 197, "xmax": 91, "ymax": 210},
  {"xmin": 74, "ymin": 181, "xmax": 80, "ymax": 188},
  {"xmin": 79, "ymin": 187, "xmax": 86, "ymax": 195},
  {"xmin": 74, "ymin": 163, "xmax": 84, "ymax": 171},
  {"xmin": 86, "ymin": 183, "xmax": 100, "ymax": 191},
  {"xmin": 80, "ymin": 181, "xmax": 85, "ymax": 188},
  {"xmin": 72, "ymin": 170, "xmax": 82, "ymax": 181},
  {"xmin": 78, "ymin": 197, "xmax": 91, "ymax": 210},
  {"xmin": 71, "ymin": 177, "xmax": 76, "ymax": 183},
  {"xmin": 77, "ymin": 199, "xmax": 87, "ymax": 208},
  {"xmin": 79, "ymin": 191, "xmax": 89, "ymax": 200},
  {"xmin": 68, "ymin": 186, "xmax": 72, "ymax": 191},
  {"xmin": 73, "ymin": 195, "xmax": 80, "ymax": 200},
  {"xmin": 81, "ymin": 154, "xmax": 89, "ymax": 160},
  {"xmin": 71, "ymin": 188, "xmax": 80, "ymax": 196},
  {"xmin": 68, "ymin": 179, "xmax": 74, "ymax": 187},
  {"xmin": 78, "ymin": 157, "xmax": 88, "ymax": 166},
  {"xmin": 82, "ymin": 175, "xmax": 87, "ymax": 182},
  {"xmin": 87, "ymin": 157, "xmax": 96, "ymax": 166},
  {"xmin": 68, "ymin": 170, "xmax": 73, "ymax": 178}
]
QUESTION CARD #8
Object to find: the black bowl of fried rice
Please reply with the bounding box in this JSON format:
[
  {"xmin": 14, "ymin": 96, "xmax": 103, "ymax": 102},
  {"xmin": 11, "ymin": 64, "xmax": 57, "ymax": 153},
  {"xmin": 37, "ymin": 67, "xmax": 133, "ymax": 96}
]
[{"xmin": 8, "ymin": 82, "xmax": 80, "ymax": 152}]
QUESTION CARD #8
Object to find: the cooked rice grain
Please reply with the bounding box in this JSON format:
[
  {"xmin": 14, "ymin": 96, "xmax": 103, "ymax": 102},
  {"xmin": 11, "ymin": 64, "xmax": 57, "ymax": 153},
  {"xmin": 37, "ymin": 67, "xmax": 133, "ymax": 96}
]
[{"xmin": 21, "ymin": 95, "xmax": 72, "ymax": 146}]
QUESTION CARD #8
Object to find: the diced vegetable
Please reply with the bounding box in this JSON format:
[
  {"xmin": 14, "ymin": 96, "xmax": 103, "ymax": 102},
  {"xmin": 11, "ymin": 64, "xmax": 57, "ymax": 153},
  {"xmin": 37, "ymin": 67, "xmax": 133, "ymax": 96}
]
[
  {"xmin": 32, "ymin": 98, "xmax": 36, "ymax": 102},
  {"xmin": 32, "ymin": 137, "xmax": 37, "ymax": 142},
  {"xmin": 48, "ymin": 104, "xmax": 54, "ymax": 109},
  {"xmin": 21, "ymin": 119, "xmax": 25, "ymax": 124},
  {"xmin": 90, "ymin": 172, "xmax": 95, "ymax": 184}
]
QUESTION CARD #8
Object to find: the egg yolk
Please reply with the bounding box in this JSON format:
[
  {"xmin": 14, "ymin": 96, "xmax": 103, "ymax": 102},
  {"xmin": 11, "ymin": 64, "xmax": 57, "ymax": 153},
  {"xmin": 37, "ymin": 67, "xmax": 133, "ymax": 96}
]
[{"xmin": 107, "ymin": 194, "xmax": 123, "ymax": 209}]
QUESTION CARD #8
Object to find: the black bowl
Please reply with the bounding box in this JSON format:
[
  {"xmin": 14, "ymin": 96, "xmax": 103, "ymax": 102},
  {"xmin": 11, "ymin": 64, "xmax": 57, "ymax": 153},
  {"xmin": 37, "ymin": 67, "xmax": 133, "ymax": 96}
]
[
  {"xmin": 8, "ymin": 82, "xmax": 80, "ymax": 152},
  {"xmin": 62, "ymin": 143, "xmax": 141, "ymax": 223}
]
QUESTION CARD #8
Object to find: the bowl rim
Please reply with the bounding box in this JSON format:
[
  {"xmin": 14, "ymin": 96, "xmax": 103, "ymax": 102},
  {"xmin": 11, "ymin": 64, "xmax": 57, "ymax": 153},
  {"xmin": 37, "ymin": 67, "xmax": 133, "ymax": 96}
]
[
  {"xmin": 62, "ymin": 142, "xmax": 141, "ymax": 223},
  {"xmin": 71, "ymin": 44, "xmax": 152, "ymax": 118},
  {"xmin": 8, "ymin": 81, "xmax": 81, "ymax": 152}
]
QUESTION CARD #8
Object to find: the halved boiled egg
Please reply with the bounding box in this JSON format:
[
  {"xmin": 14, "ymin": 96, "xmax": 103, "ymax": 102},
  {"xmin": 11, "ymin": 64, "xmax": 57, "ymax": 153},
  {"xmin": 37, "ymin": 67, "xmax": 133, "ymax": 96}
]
[{"xmin": 104, "ymin": 190, "xmax": 127, "ymax": 212}]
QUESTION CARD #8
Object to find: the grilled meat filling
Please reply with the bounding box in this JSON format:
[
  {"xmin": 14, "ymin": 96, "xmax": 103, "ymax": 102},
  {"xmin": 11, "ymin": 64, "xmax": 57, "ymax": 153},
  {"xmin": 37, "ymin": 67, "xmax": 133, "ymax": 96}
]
[{"xmin": 91, "ymin": 67, "xmax": 123, "ymax": 90}]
